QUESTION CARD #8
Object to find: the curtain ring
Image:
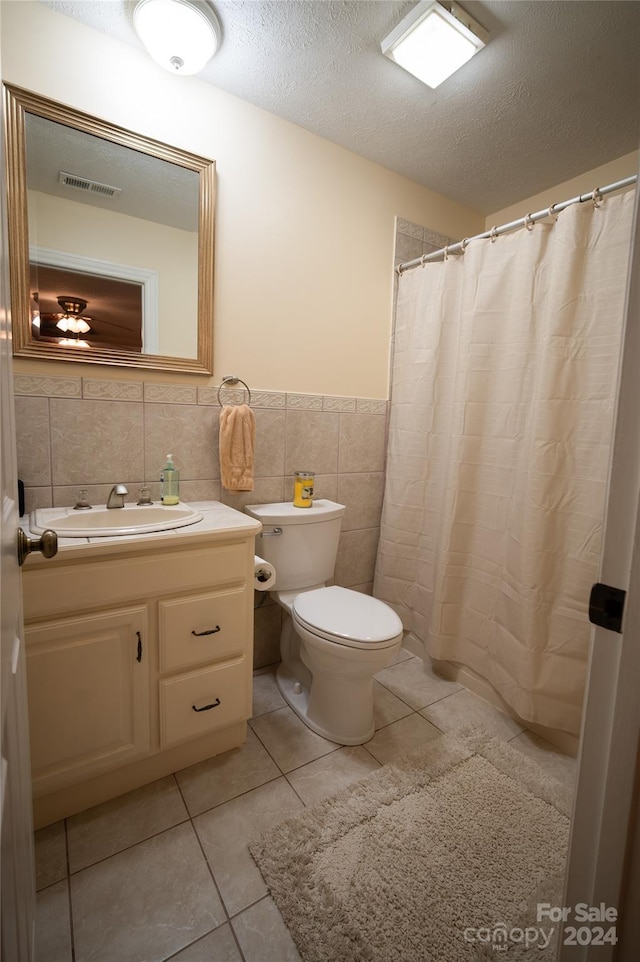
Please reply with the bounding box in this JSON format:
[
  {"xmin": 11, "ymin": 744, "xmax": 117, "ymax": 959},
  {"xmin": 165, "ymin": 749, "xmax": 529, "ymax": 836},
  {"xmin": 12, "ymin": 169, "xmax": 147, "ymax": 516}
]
[
  {"xmin": 420, "ymin": 253, "xmax": 427, "ymax": 267},
  {"xmin": 460, "ymin": 237, "xmax": 470, "ymax": 252},
  {"xmin": 524, "ymin": 213, "xmax": 534, "ymax": 231},
  {"xmin": 443, "ymin": 245, "xmax": 449, "ymax": 261},
  {"xmin": 592, "ymin": 186, "xmax": 602, "ymax": 208},
  {"xmin": 489, "ymin": 225, "xmax": 498, "ymax": 244},
  {"xmin": 548, "ymin": 203, "xmax": 560, "ymax": 221}
]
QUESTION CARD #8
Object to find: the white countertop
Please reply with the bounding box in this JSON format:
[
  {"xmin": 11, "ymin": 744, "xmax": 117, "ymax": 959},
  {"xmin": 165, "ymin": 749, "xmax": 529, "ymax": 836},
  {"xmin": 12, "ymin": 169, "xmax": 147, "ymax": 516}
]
[{"xmin": 21, "ymin": 501, "xmax": 262, "ymax": 567}]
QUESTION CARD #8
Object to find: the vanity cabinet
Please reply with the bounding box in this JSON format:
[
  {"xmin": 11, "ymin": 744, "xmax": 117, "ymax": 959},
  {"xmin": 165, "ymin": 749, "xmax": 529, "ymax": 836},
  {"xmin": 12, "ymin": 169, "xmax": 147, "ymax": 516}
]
[{"xmin": 22, "ymin": 507, "xmax": 260, "ymax": 828}]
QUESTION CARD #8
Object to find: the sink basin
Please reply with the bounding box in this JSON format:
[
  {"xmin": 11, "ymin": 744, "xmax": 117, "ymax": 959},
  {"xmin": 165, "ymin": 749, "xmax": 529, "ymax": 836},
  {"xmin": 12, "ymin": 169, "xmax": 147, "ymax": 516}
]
[{"xmin": 30, "ymin": 503, "xmax": 204, "ymax": 538}]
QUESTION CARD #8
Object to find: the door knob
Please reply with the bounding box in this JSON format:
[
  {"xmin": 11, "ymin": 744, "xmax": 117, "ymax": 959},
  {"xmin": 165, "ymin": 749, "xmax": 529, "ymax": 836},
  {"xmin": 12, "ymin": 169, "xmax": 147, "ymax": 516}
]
[{"xmin": 17, "ymin": 528, "xmax": 58, "ymax": 567}]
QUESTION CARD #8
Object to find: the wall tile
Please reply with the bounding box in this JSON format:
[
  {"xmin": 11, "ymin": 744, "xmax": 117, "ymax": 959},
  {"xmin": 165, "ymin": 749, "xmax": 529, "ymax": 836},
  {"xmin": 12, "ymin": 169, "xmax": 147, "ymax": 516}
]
[
  {"xmin": 50, "ymin": 399, "xmax": 144, "ymax": 486},
  {"xmin": 396, "ymin": 218, "xmax": 424, "ymax": 239},
  {"xmin": 286, "ymin": 394, "xmax": 323, "ymax": 411},
  {"xmin": 220, "ymin": 477, "xmax": 285, "ymax": 511},
  {"xmin": 251, "ymin": 391, "xmax": 286, "ymax": 409},
  {"xmin": 83, "ymin": 379, "xmax": 143, "ymax": 401},
  {"xmin": 144, "ymin": 383, "xmax": 198, "ymax": 404},
  {"xmin": 23, "ymin": 486, "xmax": 53, "ymax": 514},
  {"xmin": 253, "ymin": 410, "xmax": 285, "ymax": 479},
  {"xmin": 338, "ymin": 472, "xmax": 385, "ymax": 530},
  {"xmin": 394, "ymin": 232, "xmax": 423, "ymax": 263},
  {"xmin": 15, "ymin": 374, "xmax": 81, "ymax": 398},
  {"xmin": 356, "ymin": 398, "xmax": 387, "ymax": 415},
  {"xmin": 423, "ymin": 228, "xmax": 452, "ymax": 249},
  {"xmin": 144, "ymin": 404, "xmax": 219, "ymax": 481},
  {"xmin": 338, "ymin": 413, "xmax": 386, "ymax": 473},
  {"xmin": 335, "ymin": 527, "xmax": 380, "ymax": 587},
  {"xmin": 15, "ymin": 396, "xmax": 51, "ymax": 486},
  {"xmin": 179, "ymin": 480, "xmax": 221, "ymax": 503},
  {"xmin": 323, "ymin": 396, "xmax": 356, "ymax": 413},
  {"xmin": 284, "ymin": 410, "xmax": 339, "ymax": 476}
]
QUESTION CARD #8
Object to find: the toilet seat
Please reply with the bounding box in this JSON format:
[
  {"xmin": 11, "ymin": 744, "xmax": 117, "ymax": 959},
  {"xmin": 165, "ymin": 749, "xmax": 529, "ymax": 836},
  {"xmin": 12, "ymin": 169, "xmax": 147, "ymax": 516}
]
[{"xmin": 292, "ymin": 585, "xmax": 402, "ymax": 650}]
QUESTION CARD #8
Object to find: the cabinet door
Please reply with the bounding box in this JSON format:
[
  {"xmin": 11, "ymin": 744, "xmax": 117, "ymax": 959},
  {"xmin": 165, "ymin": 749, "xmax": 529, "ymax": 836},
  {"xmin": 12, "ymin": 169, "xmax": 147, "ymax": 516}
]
[{"xmin": 25, "ymin": 607, "xmax": 149, "ymax": 796}]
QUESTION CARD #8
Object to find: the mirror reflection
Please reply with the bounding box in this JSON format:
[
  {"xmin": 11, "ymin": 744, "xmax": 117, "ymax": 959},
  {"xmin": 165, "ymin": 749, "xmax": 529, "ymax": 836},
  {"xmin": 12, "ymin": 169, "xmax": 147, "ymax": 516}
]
[{"xmin": 5, "ymin": 85, "xmax": 214, "ymax": 374}]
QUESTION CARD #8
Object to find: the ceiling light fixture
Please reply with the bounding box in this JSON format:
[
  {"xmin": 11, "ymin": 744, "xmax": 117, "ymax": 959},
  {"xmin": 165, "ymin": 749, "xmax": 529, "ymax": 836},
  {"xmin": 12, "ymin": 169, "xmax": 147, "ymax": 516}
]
[
  {"xmin": 381, "ymin": 0, "xmax": 487, "ymax": 89},
  {"xmin": 55, "ymin": 297, "xmax": 92, "ymax": 336},
  {"xmin": 133, "ymin": 0, "xmax": 221, "ymax": 75}
]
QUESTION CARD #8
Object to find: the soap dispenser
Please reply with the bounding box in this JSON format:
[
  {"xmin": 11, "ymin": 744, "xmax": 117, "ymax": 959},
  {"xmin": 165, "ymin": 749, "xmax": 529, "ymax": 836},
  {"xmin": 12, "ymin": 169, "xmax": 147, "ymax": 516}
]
[{"xmin": 161, "ymin": 454, "xmax": 180, "ymax": 505}]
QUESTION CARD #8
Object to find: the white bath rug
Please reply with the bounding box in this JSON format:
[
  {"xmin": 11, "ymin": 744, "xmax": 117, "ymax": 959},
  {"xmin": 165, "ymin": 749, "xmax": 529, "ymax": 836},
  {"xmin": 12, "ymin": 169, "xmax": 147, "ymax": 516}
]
[{"xmin": 250, "ymin": 727, "xmax": 571, "ymax": 961}]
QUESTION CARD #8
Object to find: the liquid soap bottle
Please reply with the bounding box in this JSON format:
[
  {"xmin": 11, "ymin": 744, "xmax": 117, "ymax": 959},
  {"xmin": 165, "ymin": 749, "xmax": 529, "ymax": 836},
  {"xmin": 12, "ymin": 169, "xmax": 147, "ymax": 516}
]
[{"xmin": 161, "ymin": 454, "xmax": 180, "ymax": 505}]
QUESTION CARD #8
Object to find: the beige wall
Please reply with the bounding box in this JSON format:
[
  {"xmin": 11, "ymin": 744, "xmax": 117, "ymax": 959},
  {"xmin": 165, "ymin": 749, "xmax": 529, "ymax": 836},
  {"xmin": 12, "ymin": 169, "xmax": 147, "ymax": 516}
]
[
  {"xmin": 486, "ymin": 151, "xmax": 638, "ymax": 229},
  {"xmin": 2, "ymin": 1, "xmax": 483, "ymax": 400}
]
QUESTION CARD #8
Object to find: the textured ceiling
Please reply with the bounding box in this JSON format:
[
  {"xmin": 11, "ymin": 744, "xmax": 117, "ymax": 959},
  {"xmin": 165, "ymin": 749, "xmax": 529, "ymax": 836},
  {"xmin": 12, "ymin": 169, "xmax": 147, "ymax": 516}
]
[{"xmin": 39, "ymin": 0, "xmax": 640, "ymax": 214}]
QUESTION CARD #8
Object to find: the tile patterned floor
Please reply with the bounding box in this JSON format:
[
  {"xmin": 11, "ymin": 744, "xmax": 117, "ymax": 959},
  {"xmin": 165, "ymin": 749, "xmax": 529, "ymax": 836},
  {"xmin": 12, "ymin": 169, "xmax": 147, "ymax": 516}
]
[{"xmin": 34, "ymin": 650, "xmax": 577, "ymax": 962}]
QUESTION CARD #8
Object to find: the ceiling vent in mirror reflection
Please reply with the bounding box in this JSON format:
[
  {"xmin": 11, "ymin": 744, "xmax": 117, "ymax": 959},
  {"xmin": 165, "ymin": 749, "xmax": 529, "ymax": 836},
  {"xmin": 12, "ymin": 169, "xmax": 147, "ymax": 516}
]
[{"xmin": 58, "ymin": 171, "xmax": 122, "ymax": 198}]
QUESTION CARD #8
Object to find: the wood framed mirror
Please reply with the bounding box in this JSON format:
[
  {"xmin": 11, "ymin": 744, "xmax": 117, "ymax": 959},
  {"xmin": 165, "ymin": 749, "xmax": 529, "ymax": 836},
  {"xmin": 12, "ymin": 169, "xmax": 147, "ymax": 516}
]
[{"xmin": 4, "ymin": 84, "xmax": 214, "ymax": 374}]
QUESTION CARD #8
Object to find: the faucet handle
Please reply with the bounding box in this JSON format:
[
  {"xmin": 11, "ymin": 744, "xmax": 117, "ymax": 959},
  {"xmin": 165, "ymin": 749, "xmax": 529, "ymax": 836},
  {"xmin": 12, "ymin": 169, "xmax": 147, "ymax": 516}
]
[
  {"xmin": 137, "ymin": 484, "xmax": 153, "ymax": 505},
  {"xmin": 73, "ymin": 488, "xmax": 92, "ymax": 510}
]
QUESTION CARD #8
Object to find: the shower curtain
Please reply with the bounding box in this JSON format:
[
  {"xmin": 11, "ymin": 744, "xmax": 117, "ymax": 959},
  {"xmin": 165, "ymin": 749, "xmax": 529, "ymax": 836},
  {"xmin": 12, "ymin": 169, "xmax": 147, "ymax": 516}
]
[{"xmin": 375, "ymin": 191, "xmax": 635, "ymax": 735}]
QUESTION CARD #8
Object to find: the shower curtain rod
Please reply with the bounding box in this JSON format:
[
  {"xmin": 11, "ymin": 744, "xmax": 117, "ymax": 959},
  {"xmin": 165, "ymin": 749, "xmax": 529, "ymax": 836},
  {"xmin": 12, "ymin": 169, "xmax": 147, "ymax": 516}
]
[{"xmin": 397, "ymin": 174, "xmax": 638, "ymax": 274}]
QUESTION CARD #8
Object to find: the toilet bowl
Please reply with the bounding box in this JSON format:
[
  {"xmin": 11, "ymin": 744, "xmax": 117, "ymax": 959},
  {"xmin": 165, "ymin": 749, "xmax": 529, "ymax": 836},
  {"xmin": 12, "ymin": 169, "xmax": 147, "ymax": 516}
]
[{"xmin": 245, "ymin": 501, "xmax": 403, "ymax": 744}]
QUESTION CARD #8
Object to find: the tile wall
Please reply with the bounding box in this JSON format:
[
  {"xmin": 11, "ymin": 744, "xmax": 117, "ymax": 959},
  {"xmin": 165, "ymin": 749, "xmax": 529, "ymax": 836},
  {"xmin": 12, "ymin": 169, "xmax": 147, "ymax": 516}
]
[{"xmin": 14, "ymin": 374, "xmax": 388, "ymax": 668}]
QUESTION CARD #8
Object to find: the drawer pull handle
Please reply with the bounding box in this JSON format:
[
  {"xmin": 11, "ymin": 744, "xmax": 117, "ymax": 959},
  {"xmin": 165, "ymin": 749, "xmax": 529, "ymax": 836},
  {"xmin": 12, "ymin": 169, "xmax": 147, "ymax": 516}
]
[
  {"xmin": 136, "ymin": 632, "xmax": 142, "ymax": 662},
  {"xmin": 192, "ymin": 698, "xmax": 221, "ymax": 712},
  {"xmin": 191, "ymin": 625, "xmax": 221, "ymax": 637}
]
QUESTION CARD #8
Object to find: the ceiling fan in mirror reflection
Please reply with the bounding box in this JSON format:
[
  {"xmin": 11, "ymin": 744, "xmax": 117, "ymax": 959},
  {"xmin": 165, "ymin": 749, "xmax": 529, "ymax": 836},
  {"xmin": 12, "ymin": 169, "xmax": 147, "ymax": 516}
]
[{"xmin": 33, "ymin": 294, "xmax": 94, "ymax": 349}]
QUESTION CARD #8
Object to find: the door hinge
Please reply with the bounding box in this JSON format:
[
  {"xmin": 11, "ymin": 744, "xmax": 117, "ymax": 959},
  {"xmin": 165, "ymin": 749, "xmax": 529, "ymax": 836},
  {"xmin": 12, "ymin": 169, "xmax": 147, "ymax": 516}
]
[{"xmin": 588, "ymin": 582, "xmax": 626, "ymax": 633}]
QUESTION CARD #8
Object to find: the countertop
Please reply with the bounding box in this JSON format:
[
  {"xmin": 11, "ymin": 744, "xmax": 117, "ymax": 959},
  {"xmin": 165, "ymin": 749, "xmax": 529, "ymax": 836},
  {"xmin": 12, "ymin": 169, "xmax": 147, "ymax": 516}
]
[{"xmin": 21, "ymin": 501, "xmax": 262, "ymax": 567}]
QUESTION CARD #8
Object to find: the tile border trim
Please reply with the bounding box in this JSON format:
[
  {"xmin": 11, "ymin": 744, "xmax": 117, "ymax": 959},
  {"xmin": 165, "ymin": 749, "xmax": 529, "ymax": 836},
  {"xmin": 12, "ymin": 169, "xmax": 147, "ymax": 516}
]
[{"xmin": 14, "ymin": 376, "xmax": 388, "ymax": 415}]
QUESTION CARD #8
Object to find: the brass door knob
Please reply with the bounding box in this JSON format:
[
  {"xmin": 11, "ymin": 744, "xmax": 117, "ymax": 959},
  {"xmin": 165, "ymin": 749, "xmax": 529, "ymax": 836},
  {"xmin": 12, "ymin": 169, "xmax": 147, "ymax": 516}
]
[{"xmin": 17, "ymin": 528, "xmax": 58, "ymax": 567}]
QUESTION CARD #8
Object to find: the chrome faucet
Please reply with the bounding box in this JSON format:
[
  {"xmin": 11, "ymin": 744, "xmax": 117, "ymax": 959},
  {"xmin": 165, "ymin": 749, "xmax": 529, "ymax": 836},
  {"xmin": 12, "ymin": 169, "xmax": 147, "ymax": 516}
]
[{"xmin": 106, "ymin": 484, "xmax": 128, "ymax": 509}]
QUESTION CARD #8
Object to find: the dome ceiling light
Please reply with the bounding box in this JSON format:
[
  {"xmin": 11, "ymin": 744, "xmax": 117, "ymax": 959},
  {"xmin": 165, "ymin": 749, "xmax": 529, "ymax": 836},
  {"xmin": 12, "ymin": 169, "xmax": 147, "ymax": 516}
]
[{"xmin": 133, "ymin": 0, "xmax": 222, "ymax": 75}]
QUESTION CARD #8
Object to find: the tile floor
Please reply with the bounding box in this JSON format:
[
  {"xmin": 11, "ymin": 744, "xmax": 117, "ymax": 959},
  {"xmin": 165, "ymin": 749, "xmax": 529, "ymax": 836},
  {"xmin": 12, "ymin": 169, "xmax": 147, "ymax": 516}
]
[{"xmin": 34, "ymin": 649, "xmax": 577, "ymax": 962}]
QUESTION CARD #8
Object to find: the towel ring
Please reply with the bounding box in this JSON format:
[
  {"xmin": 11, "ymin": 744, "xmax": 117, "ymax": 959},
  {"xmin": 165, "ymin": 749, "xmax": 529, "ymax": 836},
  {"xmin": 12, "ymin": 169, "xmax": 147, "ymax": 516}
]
[{"xmin": 217, "ymin": 375, "xmax": 252, "ymax": 407}]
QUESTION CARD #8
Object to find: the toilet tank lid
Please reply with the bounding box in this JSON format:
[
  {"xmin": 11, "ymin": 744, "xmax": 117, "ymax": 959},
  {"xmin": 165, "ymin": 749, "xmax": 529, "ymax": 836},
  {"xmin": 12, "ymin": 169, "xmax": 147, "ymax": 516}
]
[{"xmin": 244, "ymin": 499, "xmax": 345, "ymax": 524}]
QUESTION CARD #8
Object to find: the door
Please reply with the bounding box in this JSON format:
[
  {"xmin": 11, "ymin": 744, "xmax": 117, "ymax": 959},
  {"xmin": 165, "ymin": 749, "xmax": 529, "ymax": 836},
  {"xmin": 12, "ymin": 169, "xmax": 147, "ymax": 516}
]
[
  {"xmin": 0, "ymin": 52, "xmax": 36, "ymax": 962},
  {"xmin": 559, "ymin": 170, "xmax": 640, "ymax": 957}
]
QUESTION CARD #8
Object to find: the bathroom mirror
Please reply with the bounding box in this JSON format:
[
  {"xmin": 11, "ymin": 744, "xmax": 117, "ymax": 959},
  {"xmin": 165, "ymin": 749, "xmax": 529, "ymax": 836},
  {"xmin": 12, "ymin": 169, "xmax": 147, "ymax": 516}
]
[{"xmin": 4, "ymin": 84, "xmax": 215, "ymax": 374}]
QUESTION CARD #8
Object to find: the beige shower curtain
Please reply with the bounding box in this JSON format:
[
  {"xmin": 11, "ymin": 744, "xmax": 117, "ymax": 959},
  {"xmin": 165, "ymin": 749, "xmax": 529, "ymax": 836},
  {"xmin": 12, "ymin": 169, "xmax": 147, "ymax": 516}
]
[{"xmin": 375, "ymin": 191, "xmax": 635, "ymax": 735}]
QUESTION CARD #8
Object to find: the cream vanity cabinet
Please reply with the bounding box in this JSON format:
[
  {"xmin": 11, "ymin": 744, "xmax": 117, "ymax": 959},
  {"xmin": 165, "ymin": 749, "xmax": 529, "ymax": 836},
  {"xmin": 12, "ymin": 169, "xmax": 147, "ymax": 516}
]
[{"xmin": 22, "ymin": 506, "xmax": 261, "ymax": 828}]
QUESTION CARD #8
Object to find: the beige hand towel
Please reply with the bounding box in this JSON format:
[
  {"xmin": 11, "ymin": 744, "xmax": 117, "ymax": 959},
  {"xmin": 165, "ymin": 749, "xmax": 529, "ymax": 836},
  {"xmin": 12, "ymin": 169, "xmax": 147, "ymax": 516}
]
[{"xmin": 219, "ymin": 403, "xmax": 256, "ymax": 492}]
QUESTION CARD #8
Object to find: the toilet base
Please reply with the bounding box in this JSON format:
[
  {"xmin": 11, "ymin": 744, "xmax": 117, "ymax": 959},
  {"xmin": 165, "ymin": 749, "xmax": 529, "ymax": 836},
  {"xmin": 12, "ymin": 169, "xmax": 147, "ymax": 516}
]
[{"xmin": 276, "ymin": 663, "xmax": 375, "ymax": 746}]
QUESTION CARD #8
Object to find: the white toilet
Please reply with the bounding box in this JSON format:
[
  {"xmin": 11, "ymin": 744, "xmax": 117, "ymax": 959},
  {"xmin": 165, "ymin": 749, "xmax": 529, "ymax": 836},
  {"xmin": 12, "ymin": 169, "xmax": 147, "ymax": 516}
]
[{"xmin": 245, "ymin": 499, "xmax": 403, "ymax": 745}]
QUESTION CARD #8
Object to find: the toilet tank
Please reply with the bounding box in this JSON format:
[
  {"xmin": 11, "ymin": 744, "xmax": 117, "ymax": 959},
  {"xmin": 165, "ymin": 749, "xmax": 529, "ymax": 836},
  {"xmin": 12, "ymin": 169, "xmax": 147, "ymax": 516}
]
[{"xmin": 244, "ymin": 500, "xmax": 345, "ymax": 590}]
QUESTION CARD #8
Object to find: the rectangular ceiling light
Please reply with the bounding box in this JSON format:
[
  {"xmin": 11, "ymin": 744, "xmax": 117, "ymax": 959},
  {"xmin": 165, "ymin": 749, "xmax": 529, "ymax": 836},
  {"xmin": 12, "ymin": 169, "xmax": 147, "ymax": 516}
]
[{"xmin": 381, "ymin": 0, "xmax": 487, "ymax": 89}]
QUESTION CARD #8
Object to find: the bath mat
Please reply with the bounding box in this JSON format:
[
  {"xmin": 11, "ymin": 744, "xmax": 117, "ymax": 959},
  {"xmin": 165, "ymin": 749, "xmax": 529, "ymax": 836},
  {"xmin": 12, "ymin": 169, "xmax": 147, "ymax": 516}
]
[{"xmin": 250, "ymin": 727, "xmax": 571, "ymax": 962}]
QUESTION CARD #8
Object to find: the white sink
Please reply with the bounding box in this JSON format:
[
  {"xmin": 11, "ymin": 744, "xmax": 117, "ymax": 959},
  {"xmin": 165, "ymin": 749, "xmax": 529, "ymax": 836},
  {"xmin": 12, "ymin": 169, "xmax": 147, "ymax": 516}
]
[{"xmin": 30, "ymin": 503, "xmax": 204, "ymax": 538}]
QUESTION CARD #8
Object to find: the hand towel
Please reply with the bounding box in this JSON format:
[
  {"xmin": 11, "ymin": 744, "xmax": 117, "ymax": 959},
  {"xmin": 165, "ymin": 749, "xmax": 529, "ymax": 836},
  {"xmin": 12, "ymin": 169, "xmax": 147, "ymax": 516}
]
[{"xmin": 219, "ymin": 403, "xmax": 256, "ymax": 492}]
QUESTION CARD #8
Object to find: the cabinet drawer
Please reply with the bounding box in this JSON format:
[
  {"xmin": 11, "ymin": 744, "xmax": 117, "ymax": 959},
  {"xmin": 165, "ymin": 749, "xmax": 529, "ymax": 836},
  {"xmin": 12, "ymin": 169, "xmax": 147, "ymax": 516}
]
[
  {"xmin": 159, "ymin": 588, "xmax": 246, "ymax": 673},
  {"xmin": 159, "ymin": 659, "xmax": 247, "ymax": 748}
]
